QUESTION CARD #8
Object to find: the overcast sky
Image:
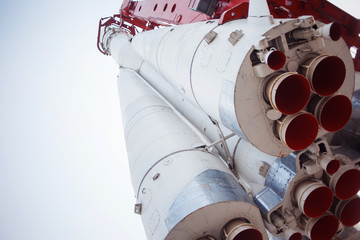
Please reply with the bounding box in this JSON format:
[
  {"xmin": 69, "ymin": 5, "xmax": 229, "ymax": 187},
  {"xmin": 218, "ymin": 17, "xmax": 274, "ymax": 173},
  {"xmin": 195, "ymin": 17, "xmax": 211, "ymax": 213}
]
[
  {"xmin": 0, "ymin": 0, "xmax": 147, "ymax": 239},
  {"xmin": 0, "ymin": 1, "xmax": 359, "ymax": 240}
]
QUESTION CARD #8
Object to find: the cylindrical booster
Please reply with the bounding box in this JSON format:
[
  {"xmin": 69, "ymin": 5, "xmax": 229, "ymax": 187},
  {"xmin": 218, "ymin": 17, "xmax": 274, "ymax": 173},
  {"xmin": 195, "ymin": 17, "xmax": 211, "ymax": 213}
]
[
  {"xmin": 117, "ymin": 68, "xmax": 267, "ymax": 240},
  {"xmin": 130, "ymin": 16, "xmax": 355, "ymax": 156},
  {"xmin": 104, "ymin": 21, "xmax": 358, "ymax": 240}
]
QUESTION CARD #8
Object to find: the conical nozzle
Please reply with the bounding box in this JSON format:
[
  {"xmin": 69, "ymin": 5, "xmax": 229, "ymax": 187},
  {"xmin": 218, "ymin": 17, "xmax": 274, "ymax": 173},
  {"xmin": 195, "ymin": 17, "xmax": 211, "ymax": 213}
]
[
  {"xmin": 222, "ymin": 219, "xmax": 263, "ymax": 240},
  {"xmin": 329, "ymin": 165, "xmax": 360, "ymax": 200},
  {"xmin": 266, "ymin": 72, "xmax": 311, "ymax": 115},
  {"xmin": 315, "ymin": 22, "xmax": 342, "ymax": 41},
  {"xmin": 335, "ymin": 197, "xmax": 360, "ymax": 227},
  {"xmin": 310, "ymin": 94, "xmax": 352, "ymax": 132},
  {"xmin": 294, "ymin": 180, "xmax": 333, "ymax": 218},
  {"xmin": 276, "ymin": 113, "xmax": 318, "ymax": 150},
  {"xmin": 318, "ymin": 155, "xmax": 340, "ymax": 175},
  {"xmin": 299, "ymin": 55, "xmax": 346, "ymax": 96},
  {"xmin": 260, "ymin": 50, "xmax": 286, "ymax": 70},
  {"xmin": 304, "ymin": 213, "xmax": 339, "ymax": 240},
  {"xmin": 283, "ymin": 228, "xmax": 302, "ymax": 240}
]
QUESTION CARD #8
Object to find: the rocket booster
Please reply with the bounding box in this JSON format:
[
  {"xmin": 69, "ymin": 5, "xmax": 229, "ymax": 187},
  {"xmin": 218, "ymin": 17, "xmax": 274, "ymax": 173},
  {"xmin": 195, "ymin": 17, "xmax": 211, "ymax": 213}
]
[
  {"xmin": 99, "ymin": 0, "xmax": 360, "ymax": 239},
  {"xmin": 127, "ymin": 14, "xmax": 354, "ymax": 156},
  {"xmin": 117, "ymin": 68, "xmax": 268, "ymax": 240}
]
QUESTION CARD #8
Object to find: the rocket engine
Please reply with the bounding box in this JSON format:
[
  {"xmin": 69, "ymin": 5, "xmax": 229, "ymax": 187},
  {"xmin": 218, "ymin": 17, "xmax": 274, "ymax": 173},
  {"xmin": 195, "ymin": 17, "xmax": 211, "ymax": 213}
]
[{"xmin": 98, "ymin": 0, "xmax": 360, "ymax": 239}]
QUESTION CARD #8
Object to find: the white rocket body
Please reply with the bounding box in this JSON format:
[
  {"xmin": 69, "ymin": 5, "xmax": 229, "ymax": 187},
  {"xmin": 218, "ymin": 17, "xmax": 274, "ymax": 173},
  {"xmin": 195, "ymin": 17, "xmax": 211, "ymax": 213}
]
[
  {"xmin": 102, "ymin": 1, "xmax": 360, "ymax": 239},
  {"xmin": 117, "ymin": 68, "xmax": 268, "ymax": 240},
  {"xmin": 129, "ymin": 16, "xmax": 354, "ymax": 156}
]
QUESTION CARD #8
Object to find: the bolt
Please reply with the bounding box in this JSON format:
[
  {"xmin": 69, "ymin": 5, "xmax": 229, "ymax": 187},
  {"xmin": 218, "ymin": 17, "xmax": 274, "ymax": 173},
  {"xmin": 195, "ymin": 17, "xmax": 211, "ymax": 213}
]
[{"xmin": 152, "ymin": 173, "xmax": 160, "ymax": 180}]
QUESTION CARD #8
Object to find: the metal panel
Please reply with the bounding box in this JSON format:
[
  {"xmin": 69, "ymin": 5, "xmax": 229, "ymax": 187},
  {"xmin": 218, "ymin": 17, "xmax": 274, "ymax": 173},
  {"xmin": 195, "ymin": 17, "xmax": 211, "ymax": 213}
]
[
  {"xmin": 166, "ymin": 169, "xmax": 253, "ymax": 230},
  {"xmin": 265, "ymin": 155, "xmax": 296, "ymax": 198},
  {"xmin": 254, "ymin": 187, "xmax": 282, "ymax": 217}
]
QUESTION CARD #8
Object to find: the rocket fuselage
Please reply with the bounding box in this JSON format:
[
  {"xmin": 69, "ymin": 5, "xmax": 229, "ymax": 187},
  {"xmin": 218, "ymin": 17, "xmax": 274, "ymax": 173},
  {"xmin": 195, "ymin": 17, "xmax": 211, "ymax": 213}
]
[
  {"xmin": 129, "ymin": 16, "xmax": 354, "ymax": 156},
  {"xmin": 100, "ymin": 2, "xmax": 360, "ymax": 239},
  {"xmin": 117, "ymin": 68, "xmax": 268, "ymax": 240}
]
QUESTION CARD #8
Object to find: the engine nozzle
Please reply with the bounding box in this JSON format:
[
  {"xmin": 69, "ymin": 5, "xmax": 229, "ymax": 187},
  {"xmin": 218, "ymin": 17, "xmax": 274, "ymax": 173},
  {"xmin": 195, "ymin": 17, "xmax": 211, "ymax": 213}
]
[
  {"xmin": 266, "ymin": 73, "xmax": 311, "ymax": 115},
  {"xmin": 335, "ymin": 197, "xmax": 360, "ymax": 227},
  {"xmin": 315, "ymin": 22, "xmax": 342, "ymax": 41},
  {"xmin": 304, "ymin": 213, "xmax": 339, "ymax": 240},
  {"xmin": 299, "ymin": 55, "xmax": 346, "ymax": 96},
  {"xmin": 318, "ymin": 155, "xmax": 340, "ymax": 175},
  {"xmin": 329, "ymin": 165, "xmax": 360, "ymax": 200},
  {"xmin": 276, "ymin": 113, "xmax": 318, "ymax": 150},
  {"xmin": 222, "ymin": 219, "xmax": 263, "ymax": 240},
  {"xmin": 310, "ymin": 94, "xmax": 352, "ymax": 132},
  {"xmin": 283, "ymin": 228, "xmax": 302, "ymax": 240},
  {"xmin": 294, "ymin": 180, "xmax": 333, "ymax": 218},
  {"xmin": 259, "ymin": 49, "xmax": 286, "ymax": 70}
]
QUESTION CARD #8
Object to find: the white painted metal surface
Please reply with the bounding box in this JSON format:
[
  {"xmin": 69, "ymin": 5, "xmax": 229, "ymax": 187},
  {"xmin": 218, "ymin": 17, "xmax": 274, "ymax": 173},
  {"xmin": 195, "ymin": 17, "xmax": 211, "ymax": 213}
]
[
  {"xmin": 108, "ymin": 32, "xmax": 143, "ymax": 71},
  {"xmin": 117, "ymin": 68, "xmax": 268, "ymax": 240},
  {"xmin": 130, "ymin": 15, "xmax": 354, "ymax": 156},
  {"xmin": 105, "ymin": 26, "xmax": 360, "ymax": 239},
  {"xmin": 102, "ymin": 1, "xmax": 360, "ymax": 239}
]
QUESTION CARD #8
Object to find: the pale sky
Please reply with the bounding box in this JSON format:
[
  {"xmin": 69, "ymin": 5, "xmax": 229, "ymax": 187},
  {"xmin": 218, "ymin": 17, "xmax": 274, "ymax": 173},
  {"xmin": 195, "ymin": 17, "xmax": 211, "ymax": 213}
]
[
  {"xmin": 0, "ymin": 1, "xmax": 358, "ymax": 240},
  {"xmin": 0, "ymin": 0, "xmax": 146, "ymax": 239}
]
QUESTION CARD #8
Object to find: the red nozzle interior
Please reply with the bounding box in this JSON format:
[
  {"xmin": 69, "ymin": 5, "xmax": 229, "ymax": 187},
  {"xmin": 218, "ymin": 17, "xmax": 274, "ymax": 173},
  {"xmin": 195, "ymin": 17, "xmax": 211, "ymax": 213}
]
[
  {"xmin": 284, "ymin": 113, "xmax": 318, "ymax": 150},
  {"xmin": 340, "ymin": 197, "xmax": 360, "ymax": 226},
  {"xmin": 310, "ymin": 214, "xmax": 339, "ymax": 240},
  {"xmin": 326, "ymin": 159, "xmax": 340, "ymax": 175},
  {"xmin": 233, "ymin": 228, "xmax": 263, "ymax": 240},
  {"xmin": 267, "ymin": 50, "xmax": 286, "ymax": 70},
  {"xmin": 319, "ymin": 95, "xmax": 352, "ymax": 132},
  {"xmin": 334, "ymin": 168, "xmax": 360, "ymax": 200},
  {"xmin": 303, "ymin": 186, "xmax": 333, "ymax": 218},
  {"xmin": 329, "ymin": 22, "xmax": 342, "ymax": 41},
  {"xmin": 274, "ymin": 74, "xmax": 311, "ymax": 115},
  {"xmin": 311, "ymin": 56, "xmax": 346, "ymax": 96},
  {"xmin": 289, "ymin": 232, "xmax": 302, "ymax": 240}
]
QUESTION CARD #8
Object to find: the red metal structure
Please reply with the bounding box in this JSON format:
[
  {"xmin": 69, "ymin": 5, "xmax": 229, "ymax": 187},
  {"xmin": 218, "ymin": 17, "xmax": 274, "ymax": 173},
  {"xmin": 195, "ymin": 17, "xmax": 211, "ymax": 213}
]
[{"xmin": 98, "ymin": 0, "xmax": 360, "ymax": 70}]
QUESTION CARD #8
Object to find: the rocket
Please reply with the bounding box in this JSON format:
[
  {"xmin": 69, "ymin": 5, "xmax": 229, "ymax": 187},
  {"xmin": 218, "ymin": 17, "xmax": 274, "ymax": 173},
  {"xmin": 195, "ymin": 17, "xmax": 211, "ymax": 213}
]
[
  {"xmin": 98, "ymin": 0, "xmax": 360, "ymax": 239},
  {"xmin": 117, "ymin": 67, "xmax": 267, "ymax": 240}
]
